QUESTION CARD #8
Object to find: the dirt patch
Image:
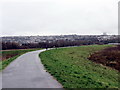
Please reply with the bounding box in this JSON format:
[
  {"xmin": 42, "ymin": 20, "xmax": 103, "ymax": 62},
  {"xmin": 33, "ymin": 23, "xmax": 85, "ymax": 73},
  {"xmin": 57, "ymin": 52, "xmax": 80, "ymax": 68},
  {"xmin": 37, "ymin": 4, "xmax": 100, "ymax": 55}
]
[{"xmin": 88, "ymin": 45, "xmax": 120, "ymax": 71}]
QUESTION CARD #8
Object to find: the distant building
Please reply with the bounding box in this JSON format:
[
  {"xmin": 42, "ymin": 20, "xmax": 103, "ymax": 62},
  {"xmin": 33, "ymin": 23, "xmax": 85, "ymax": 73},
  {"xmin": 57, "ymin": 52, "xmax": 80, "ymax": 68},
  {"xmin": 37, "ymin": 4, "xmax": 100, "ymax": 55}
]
[{"xmin": 103, "ymin": 32, "xmax": 107, "ymax": 36}]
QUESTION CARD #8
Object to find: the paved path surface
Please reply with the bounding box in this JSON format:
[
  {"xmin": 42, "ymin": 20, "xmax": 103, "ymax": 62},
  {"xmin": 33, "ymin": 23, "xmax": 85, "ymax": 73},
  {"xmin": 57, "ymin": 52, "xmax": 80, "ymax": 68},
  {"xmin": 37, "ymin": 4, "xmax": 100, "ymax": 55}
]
[{"xmin": 2, "ymin": 49, "xmax": 62, "ymax": 88}]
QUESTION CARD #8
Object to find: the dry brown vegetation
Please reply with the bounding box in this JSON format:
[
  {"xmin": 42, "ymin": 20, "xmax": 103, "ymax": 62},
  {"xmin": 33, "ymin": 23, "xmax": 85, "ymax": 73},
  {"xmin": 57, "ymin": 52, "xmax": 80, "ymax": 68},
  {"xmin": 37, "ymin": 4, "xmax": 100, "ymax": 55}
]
[{"xmin": 88, "ymin": 45, "xmax": 120, "ymax": 71}]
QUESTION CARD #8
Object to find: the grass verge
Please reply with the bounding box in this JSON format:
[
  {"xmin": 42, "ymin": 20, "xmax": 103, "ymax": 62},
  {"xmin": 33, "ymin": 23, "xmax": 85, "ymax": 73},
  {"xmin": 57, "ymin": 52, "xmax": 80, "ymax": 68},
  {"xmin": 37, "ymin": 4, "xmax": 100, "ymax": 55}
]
[
  {"xmin": 39, "ymin": 45, "xmax": 119, "ymax": 88},
  {"xmin": 0, "ymin": 48, "xmax": 42, "ymax": 71}
]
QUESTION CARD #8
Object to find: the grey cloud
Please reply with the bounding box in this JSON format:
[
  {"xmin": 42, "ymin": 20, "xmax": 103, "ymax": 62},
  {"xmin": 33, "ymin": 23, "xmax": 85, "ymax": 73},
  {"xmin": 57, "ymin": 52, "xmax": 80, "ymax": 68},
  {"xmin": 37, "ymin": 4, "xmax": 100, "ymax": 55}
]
[{"xmin": 0, "ymin": 0, "xmax": 118, "ymax": 36}]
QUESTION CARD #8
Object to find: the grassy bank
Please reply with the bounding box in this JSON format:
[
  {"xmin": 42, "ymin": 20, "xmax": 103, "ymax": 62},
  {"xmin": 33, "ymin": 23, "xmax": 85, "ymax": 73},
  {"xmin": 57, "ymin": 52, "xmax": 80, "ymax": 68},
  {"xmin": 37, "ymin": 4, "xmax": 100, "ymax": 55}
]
[
  {"xmin": 39, "ymin": 45, "xmax": 119, "ymax": 88},
  {"xmin": 0, "ymin": 48, "xmax": 42, "ymax": 70}
]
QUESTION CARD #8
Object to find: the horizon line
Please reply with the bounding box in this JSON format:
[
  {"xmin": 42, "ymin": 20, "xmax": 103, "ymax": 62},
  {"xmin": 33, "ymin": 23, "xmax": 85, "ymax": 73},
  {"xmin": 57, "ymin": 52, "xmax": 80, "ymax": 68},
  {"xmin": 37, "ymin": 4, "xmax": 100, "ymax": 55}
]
[{"xmin": 1, "ymin": 34, "xmax": 119, "ymax": 37}]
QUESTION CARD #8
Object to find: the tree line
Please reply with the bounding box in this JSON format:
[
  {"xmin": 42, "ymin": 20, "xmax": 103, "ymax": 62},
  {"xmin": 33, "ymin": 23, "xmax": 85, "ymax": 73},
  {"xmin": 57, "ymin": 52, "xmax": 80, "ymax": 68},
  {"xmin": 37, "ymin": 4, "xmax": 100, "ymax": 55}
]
[{"xmin": 1, "ymin": 38, "xmax": 119, "ymax": 50}]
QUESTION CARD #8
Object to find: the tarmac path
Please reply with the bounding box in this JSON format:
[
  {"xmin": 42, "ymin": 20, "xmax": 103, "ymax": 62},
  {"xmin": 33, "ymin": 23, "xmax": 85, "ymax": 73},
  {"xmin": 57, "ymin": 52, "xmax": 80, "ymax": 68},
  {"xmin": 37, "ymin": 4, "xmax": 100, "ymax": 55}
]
[{"xmin": 2, "ymin": 49, "xmax": 62, "ymax": 88}]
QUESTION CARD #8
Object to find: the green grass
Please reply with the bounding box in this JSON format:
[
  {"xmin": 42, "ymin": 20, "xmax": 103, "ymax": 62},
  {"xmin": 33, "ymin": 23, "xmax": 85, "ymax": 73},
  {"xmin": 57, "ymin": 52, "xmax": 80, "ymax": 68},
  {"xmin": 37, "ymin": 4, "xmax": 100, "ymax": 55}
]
[
  {"xmin": 39, "ymin": 45, "xmax": 119, "ymax": 88},
  {"xmin": 0, "ymin": 48, "xmax": 42, "ymax": 71}
]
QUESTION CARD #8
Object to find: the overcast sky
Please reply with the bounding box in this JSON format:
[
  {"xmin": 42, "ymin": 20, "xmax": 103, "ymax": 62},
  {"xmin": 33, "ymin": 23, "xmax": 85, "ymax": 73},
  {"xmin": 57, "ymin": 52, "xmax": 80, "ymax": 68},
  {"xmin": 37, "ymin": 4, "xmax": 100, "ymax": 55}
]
[{"xmin": 0, "ymin": 0, "xmax": 119, "ymax": 36}]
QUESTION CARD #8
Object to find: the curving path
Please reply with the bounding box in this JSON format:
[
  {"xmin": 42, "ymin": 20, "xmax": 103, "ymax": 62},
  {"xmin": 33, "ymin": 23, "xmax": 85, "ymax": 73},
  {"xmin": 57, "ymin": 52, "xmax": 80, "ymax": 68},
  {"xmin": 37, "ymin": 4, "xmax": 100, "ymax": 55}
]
[{"xmin": 2, "ymin": 49, "xmax": 62, "ymax": 88}]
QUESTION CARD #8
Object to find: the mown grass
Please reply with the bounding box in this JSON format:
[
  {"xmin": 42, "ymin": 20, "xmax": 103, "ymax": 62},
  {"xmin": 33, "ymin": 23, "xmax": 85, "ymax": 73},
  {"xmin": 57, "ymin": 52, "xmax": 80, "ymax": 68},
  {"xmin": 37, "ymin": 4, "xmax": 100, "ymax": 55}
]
[
  {"xmin": 0, "ymin": 48, "xmax": 42, "ymax": 71},
  {"xmin": 39, "ymin": 45, "xmax": 119, "ymax": 88}
]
